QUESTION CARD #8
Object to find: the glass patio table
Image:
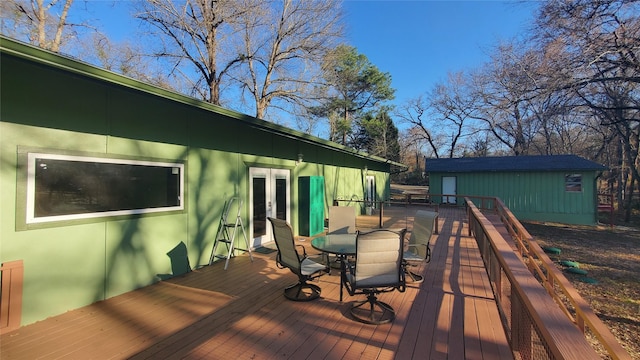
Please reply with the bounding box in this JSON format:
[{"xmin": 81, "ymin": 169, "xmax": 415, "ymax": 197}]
[{"xmin": 311, "ymin": 233, "xmax": 357, "ymax": 301}]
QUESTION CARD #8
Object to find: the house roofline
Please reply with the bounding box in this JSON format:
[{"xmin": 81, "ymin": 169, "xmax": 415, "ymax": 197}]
[
  {"xmin": 424, "ymin": 155, "xmax": 606, "ymax": 173},
  {"xmin": 1, "ymin": 36, "xmax": 406, "ymax": 169}
]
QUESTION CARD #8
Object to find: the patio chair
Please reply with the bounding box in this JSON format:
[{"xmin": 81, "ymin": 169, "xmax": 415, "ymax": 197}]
[
  {"xmin": 326, "ymin": 205, "xmax": 357, "ymax": 268},
  {"xmin": 404, "ymin": 210, "xmax": 437, "ymax": 283},
  {"xmin": 328, "ymin": 205, "xmax": 356, "ymax": 234},
  {"xmin": 341, "ymin": 229, "xmax": 407, "ymax": 324},
  {"xmin": 268, "ymin": 217, "xmax": 329, "ymax": 301}
]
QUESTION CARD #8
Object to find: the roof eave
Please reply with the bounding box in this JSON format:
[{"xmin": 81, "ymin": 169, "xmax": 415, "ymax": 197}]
[{"xmin": 1, "ymin": 36, "xmax": 406, "ymax": 169}]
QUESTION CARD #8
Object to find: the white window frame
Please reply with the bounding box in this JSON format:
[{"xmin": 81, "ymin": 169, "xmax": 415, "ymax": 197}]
[{"xmin": 26, "ymin": 152, "xmax": 185, "ymax": 224}]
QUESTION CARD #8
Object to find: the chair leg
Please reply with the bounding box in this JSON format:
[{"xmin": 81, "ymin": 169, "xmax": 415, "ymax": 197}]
[
  {"xmin": 406, "ymin": 270, "xmax": 424, "ymax": 283},
  {"xmin": 350, "ymin": 293, "xmax": 395, "ymax": 324},
  {"xmin": 283, "ymin": 281, "xmax": 321, "ymax": 301},
  {"xmin": 404, "ymin": 260, "xmax": 424, "ymax": 284},
  {"xmin": 329, "ymin": 254, "xmax": 342, "ymax": 269}
]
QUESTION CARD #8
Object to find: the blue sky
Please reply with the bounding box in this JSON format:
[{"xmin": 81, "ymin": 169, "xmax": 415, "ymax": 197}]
[
  {"xmin": 85, "ymin": 0, "xmax": 539, "ymax": 130},
  {"xmin": 343, "ymin": 1, "xmax": 538, "ymax": 106}
]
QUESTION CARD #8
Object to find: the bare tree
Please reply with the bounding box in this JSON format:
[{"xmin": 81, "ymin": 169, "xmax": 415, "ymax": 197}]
[
  {"xmin": 75, "ymin": 32, "xmax": 176, "ymax": 91},
  {"xmin": 396, "ymin": 94, "xmax": 444, "ymax": 158},
  {"xmin": 1, "ymin": 0, "xmax": 75, "ymax": 52},
  {"xmin": 234, "ymin": 0, "xmax": 342, "ymax": 119},
  {"xmin": 397, "ymin": 127, "xmax": 429, "ymax": 184},
  {"xmin": 428, "ymin": 72, "xmax": 482, "ymax": 158},
  {"xmin": 397, "ymin": 72, "xmax": 479, "ymax": 158},
  {"xmin": 135, "ymin": 0, "xmax": 342, "ymax": 119},
  {"xmin": 471, "ymin": 43, "xmax": 546, "ymax": 156},
  {"xmin": 399, "ymin": 128, "xmax": 426, "ymax": 171},
  {"xmin": 534, "ymin": 0, "xmax": 640, "ymax": 221},
  {"xmin": 135, "ymin": 0, "xmax": 258, "ymax": 105}
]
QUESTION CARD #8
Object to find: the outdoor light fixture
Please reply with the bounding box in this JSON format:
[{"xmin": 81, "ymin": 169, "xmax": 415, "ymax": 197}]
[{"xmin": 297, "ymin": 153, "xmax": 304, "ymax": 165}]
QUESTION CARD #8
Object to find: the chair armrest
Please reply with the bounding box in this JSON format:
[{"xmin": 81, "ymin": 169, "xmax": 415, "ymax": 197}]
[
  {"xmin": 295, "ymin": 244, "xmax": 307, "ymax": 255},
  {"xmin": 406, "ymin": 243, "xmax": 428, "ymax": 253},
  {"xmin": 405, "ymin": 243, "xmax": 430, "ymax": 263},
  {"xmin": 295, "ymin": 244, "xmax": 307, "ymax": 261},
  {"xmin": 306, "ymin": 252, "xmax": 330, "ymax": 268},
  {"xmin": 407, "ymin": 243, "xmax": 426, "ymax": 249}
]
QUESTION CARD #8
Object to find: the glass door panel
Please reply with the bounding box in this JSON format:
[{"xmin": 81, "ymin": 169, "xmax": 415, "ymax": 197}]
[
  {"xmin": 275, "ymin": 178, "xmax": 287, "ymax": 220},
  {"xmin": 249, "ymin": 167, "xmax": 290, "ymax": 248},
  {"xmin": 252, "ymin": 177, "xmax": 267, "ymax": 238}
]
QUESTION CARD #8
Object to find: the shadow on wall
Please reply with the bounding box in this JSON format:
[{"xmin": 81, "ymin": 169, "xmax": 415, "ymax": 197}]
[{"xmin": 157, "ymin": 241, "xmax": 192, "ymax": 280}]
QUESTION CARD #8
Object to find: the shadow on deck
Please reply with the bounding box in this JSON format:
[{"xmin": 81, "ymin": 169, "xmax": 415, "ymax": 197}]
[{"xmin": 0, "ymin": 205, "xmax": 513, "ymax": 359}]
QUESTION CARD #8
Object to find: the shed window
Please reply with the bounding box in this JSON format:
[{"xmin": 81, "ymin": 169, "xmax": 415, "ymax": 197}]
[
  {"xmin": 26, "ymin": 152, "xmax": 184, "ymax": 224},
  {"xmin": 565, "ymin": 174, "xmax": 582, "ymax": 192}
]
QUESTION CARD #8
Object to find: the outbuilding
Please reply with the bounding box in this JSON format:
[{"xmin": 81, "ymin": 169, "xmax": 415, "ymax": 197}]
[
  {"xmin": 0, "ymin": 36, "xmax": 404, "ymax": 327},
  {"xmin": 426, "ymin": 155, "xmax": 606, "ymax": 225}
]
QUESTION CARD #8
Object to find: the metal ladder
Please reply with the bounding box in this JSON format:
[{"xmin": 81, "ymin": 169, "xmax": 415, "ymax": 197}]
[{"xmin": 209, "ymin": 197, "xmax": 253, "ymax": 270}]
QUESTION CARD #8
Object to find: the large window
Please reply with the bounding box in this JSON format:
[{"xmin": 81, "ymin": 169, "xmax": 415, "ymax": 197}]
[
  {"xmin": 565, "ymin": 174, "xmax": 582, "ymax": 192},
  {"xmin": 26, "ymin": 152, "xmax": 184, "ymax": 224}
]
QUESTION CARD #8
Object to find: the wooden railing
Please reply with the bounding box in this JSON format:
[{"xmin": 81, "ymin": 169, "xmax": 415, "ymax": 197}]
[
  {"xmin": 333, "ymin": 199, "xmax": 386, "ymax": 228},
  {"xmin": 334, "ymin": 194, "xmax": 443, "ymax": 228},
  {"xmin": 1, "ymin": 260, "xmax": 23, "ymax": 335},
  {"xmin": 334, "ymin": 193, "xmax": 478, "ymax": 228},
  {"xmin": 466, "ymin": 197, "xmax": 631, "ymax": 360},
  {"xmin": 389, "ymin": 192, "xmax": 434, "ymax": 205}
]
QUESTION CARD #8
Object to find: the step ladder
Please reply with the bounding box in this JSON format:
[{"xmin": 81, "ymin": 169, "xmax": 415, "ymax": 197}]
[{"xmin": 209, "ymin": 197, "xmax": 253, "ymax": 270}]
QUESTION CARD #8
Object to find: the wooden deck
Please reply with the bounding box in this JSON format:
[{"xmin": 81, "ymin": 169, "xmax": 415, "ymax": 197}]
[{"xmin": 0, "ymin": 206, "xmax": 513, "ymax": 359}]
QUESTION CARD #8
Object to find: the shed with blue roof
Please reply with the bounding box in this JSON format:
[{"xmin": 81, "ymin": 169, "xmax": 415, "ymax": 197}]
[{"xmin": 426, "ymin": 155, "xmax": 606, "ymax": 225}]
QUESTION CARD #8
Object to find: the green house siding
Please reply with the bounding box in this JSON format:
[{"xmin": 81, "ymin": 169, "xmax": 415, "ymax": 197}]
[
  {"xmin": 429, "ymin": 171, "xmax": 599, "ymax": 225},
  {"xmin": 0, "ymin": 38, "xmax": 400, "ymax": 326}
]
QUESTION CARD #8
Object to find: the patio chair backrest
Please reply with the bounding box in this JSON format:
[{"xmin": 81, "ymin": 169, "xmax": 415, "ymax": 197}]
[
  {"xmin": 328, "ymin": 206, "xmax": 356, "ymax": 234},
  {"xmin": 268, "ymin": 217, "xmax": 301, "ymax": 273},
  {"xmin": 353, "ymin": 229, "xmax": 405, "ymax": 288},
  {"xmin": 408, "ymin": 210, "xmax": 437, "ymax": 260}
]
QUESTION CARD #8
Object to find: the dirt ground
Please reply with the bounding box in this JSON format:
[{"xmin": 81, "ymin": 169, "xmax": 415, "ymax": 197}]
[{"xmin": 522, "ymin": 220, "xmax": 640, "ymax": 359}]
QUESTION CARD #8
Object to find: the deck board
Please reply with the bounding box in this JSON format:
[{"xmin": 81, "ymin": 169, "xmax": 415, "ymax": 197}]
[{"xmin": 0, "ymin": 206, "xmax": 513, "ymax": 359}]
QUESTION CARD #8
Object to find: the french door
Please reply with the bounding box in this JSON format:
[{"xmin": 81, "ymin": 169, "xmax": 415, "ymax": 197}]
[{"xmin": 249, "ymin": 167, "xmax": 290, "ymax": 248}]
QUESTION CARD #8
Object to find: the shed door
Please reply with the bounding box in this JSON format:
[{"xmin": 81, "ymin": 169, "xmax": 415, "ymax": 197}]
[{"xmin": 442, "ymin": 176, "xmax": 457, "ymax": 204}]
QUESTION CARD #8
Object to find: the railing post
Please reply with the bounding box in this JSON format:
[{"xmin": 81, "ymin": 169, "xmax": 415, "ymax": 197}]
[
  {"xmin": 495, "ymin": 264, "xmax": 502, "ymax": 300},
  {"xmin": 467, "ymin": 203, "xmax": 472, "ymax": 236},
  {"xmin": 577, "ymin": 314, "xmax": 586, "ymax": 333}
]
